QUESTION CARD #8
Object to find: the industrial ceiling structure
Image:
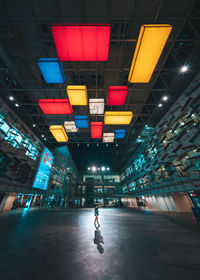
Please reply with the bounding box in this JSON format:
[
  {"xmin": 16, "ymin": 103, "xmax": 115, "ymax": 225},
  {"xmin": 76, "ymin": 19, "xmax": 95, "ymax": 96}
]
[{"xmin": 0, "ymin": 0, "xmax": 200, "ymax": 169}]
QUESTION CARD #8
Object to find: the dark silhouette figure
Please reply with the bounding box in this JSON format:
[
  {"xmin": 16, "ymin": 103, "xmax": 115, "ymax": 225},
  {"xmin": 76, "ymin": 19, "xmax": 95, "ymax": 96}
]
[{"xmin": 94, "ymin": 225, "xmax": 104, "ymax": 254}]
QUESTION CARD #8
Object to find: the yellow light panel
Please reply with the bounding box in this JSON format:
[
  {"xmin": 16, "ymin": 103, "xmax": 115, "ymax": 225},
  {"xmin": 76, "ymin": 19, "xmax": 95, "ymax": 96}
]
[
  {"xmin": 49, "ymin": 125, "xmax": 68, "ymax": 142},
  {"xmin": 66, "ymin": 85, "xmax": 87, "ymax": 105},
  {"xmin": 128, "ymin": 24, "xmax": 172, "ymax": 83},
  {"xmin": 104, "ymin": 111, "xmax": 133, "ymax": 125}
]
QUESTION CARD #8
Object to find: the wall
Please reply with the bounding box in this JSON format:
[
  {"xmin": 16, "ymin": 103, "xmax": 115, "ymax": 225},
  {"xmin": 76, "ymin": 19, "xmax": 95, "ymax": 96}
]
[
  {"xmin": 121, "ymin": 197, "xmax": 137, "ymax": 208},
  {"xmin": 3, "ymin": 193, "xmax": 16, "ymax": 211}
]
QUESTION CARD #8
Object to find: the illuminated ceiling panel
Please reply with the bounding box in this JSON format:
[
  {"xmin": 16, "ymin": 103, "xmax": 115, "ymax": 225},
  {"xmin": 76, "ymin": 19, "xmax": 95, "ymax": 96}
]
[
  {"xmin": 74, "ymin": 116, "xmax": 89, "ymax": 128},
  {"xmin": 67, "ymin": 85, "xmax": 87, "ymax": 105},
  {"xmin": 91, "ymin": 122, "xmax": 103, "ymax": 138},
  {"xmin": 49, "ymin": 125, "xmax": 68, "ymax": 142},
  {"xmin": 128, "ymin": 24, "xmax": 172, "ymax": 83},
  {"xmin": 37, "ymin": 58, "xmax": 65, "ymax": 83},
  {"xmin": 104, "ymin": 111, "xmax": 133, "ymax": 125},
  {"xmin": 38, "ymin": 99, "xmax": 73, "ymax": 114},
  {"xmin": 103, "ymin": 133, "xmax": 114, "ymax": 142},
  {"xmin": 89, "ymin": 99, "xmax": 104, "ymax": 114},
  {"xmin": 51, "ymin": 24, "xmax": 111, "ymax": 61},
  {"xmin": 114, "ymin": 129, "xmax": 126, "ymax": 139},
  {"xmin": 107, "ymin": 86, "xmax": 128, "ymax": 105},
  {"xmin": 64, "ymin": 121, "xmax": 78, "ymax": 132}
]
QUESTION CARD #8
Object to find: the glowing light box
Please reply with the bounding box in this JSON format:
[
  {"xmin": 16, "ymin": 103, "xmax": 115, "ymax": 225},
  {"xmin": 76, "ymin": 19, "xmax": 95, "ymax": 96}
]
[
  {"xmin": 67, "ymin": 85, "xmax": 87, "ymax": 105},
  {"xmin": 64, "ymin": 121, "xmax": 78, "ymax": 132},
  {"xmin": 107, "ymin": 86, "xmax": 128, "ymax": 105},
  {"xmin": 114, "ymin": 129, "xmax": 126, "ymax": 139},
  {"xmin": 89, "ymin": 99, "xmax": 104, "ymax": 114},
  {"xmin": 38, "ymin": 99, "xmax": 73, "ymax": 114},
  {"xmin": 128, "ymin": 24, "xmax": 172, "ymax": 83},
  {"xmin": 51, "ymin": 24, "xmax": 111, "ymax": 61},
  {"xmin": 104, "ymin": 111, "xmax": 133, "ymax": 125},
  {"xmin": 32, "ymin": 147, "xmax": 54, "ymax": 190},
  {"xmin": 38, "ymin": 58, "xmax": 65, "ymax": 83},
  {"xmin": 103, "ymin": 133, "xmax": 114, "ymax": 143},
  {"xmin": 50, "ymin": 125, "xmax": 68, "ymax": 142},
  {"xmin": 91, "ymin": 122, "xmax": 103, "ymax": 138},
  {"xmin": 74, "ymin": 116, "xmax": 89, "ymax": 128}
]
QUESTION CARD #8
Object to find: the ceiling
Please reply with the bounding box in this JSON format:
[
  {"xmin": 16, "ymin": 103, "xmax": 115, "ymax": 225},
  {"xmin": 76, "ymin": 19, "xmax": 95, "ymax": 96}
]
[{"xmin": 0, "ymin": 0, "xmax": 200, "ymax": 170}]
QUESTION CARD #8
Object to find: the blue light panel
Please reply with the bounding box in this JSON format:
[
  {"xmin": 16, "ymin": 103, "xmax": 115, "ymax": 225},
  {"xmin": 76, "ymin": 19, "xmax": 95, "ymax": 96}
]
[
  {"xmin": 74, "ymin": 116, "xmax": 89, "ymax": 128},
  {"xmin": 32, "ymin": 147, "xmax": 54, "ymax": 190},
  {"xmin": 114, "ymin": 129, "xmax": 126, "ymax": 139},
  {"xmin": 38, "ymin": 58, "xmax": 65, "ymax": 83}
]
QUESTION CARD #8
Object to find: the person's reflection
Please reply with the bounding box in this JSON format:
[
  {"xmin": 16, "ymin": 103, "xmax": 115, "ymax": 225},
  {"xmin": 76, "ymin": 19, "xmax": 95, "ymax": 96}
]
[{"xmin": 94, "ymin": 225, "xmax": 104, "ymax": 254}]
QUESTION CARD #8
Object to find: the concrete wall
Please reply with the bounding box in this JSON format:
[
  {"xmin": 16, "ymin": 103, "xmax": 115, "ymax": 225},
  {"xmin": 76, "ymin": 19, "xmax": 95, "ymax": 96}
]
[{"xmin": 172, "ymin": 193, "xmax": 193, "ymax": 212}]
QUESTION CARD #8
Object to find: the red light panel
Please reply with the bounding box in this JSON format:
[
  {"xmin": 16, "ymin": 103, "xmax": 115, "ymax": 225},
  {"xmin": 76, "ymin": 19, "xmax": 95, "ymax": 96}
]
[
  {"xmin": 51, "ymin": 24, "xmax": 111, "ymax": 61},
  {"xmin": 107, "ymin": 86, "xmax": 128, "ymax": 105},
  {"xmin": 91, "ymin": 122, "xmax": 103, "ymax": 139},
  {"xmin": 38, "ymin": 99, "xmax": 73, "ymax": 114}
]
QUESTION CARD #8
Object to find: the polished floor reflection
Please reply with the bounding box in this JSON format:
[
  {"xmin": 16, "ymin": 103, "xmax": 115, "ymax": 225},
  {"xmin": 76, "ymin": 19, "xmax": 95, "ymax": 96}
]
[{"xmin": 0, "ymin": 208, "xmax": 200, "ymax": 280}]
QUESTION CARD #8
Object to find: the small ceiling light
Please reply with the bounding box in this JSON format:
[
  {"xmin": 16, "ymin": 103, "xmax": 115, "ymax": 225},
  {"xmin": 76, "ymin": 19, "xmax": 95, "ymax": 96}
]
[
  {"xmin": 44, "ymin": 138, "xmax": 46, "ymax": 140},
  {"xmin": 88, "ymin": 167, "xmax": 90, "ymax": 170},
  {"xmin": 33, "ymin": 124, "xmax": 36, "ymax": 127},
  {"xmin": 9, "ymin": 96, "xmax": 14, "ymax": 101},
  {"xmin": 97, "ymin": 143, "xmax": 99, "ymax": 147},
  {"xmin": 77, "ymin": 144, "xmax": 80, "ymax": 146},
  {"xmin": 41, "ymin": 135, "xmax": 44, "ymax": 137},
  {"xmin": 15, "ymin": 103, "xmax": 19, "ymax": 107},
  {"xmin": 101, "ymin": 166, "xmax": 105, "ymax": 171},
  {"xmin": 180, "ymin": 65, "xmax": 188, "ymax": 73},
  {"xmin": 87, "ymin": 144, "xmax": 89, "ymax": 147},
  {"xmin": 92, "ymin": 166, "xmax": 97, "ymax": 172},
  {"xmin": 116, "ymin": 144, "xmax": 119, "ymax": 147},
  {"xmin": 162, "ymin": 96, "xmax": 168, "ymax": 101},
  {"xmin": 98, "ymin": 168, "xmax": 100, "ymax": 170},
  {"xmin": 158, "ymin": 103, "xmax": 162, "ymax": 107},
  {"xmin": 107, "ymin": 167, "xmax": 110, "ymax": 171}
]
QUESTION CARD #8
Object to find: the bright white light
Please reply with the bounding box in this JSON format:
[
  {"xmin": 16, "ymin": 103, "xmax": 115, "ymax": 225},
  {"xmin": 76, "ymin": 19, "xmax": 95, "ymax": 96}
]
[
  {"xmin": 107, "ymin": 167, "xmax": 110, "ymax": 171},
  {"xmin": 88, "ymin": 167, "xmax": 90, "ymax": 170},
  {"xmin": 98, "ymin": 168, "xmax": 100, "ymax": 170},
  {"xmin": 116, "ymin": 144, "xmax": 118, "ymax": 147},
  {"xmin": 101, "ymin": 166, "xmax": 106, "ymax": 171},
  {"xmin": 33, "ymin": 124, "xmax": 36, "ymax": 127},
  {"xmin": 162, "ymin": 96, "xmax": 168, "ymax": 101},
  {"xmin": 44, "ymin": 138, "xmax": 46, "ymax": 140},
  {"xmin": 15, "ymin": 103, "xmax": 19, "ymax": 107},
  {"xmin": 9, "ymin": 96, "xmax": 14, "ymax": 101},
  {"xmin": 89, "ymin": 99, "xmax": 104, "ymax": 114},
  {"xmin": 180, "ymin": 65, "xmax": 188, "ymax": 73},
  {"xmin": 41, "ymin": 135, "xmax": 44, "ymax": 137},
  {"xmin": 92, "ymin": 166, "xmax": 97, "ymax": 172},
  {"xmin": 158, "ymin": 103, "xmax": 162, "ymax": 107}
]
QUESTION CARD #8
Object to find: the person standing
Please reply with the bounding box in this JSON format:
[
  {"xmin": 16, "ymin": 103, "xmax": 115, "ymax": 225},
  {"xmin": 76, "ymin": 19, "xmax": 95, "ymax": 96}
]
[{"xmin": 94, "ymin": 204, "xmax": 101, "ymax": 227}]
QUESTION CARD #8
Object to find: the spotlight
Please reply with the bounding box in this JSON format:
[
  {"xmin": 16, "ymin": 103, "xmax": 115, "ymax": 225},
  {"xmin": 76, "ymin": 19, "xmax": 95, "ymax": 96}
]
[
  {"xmin": 15, "ymin": 103, "xmax": 19, "ymax": 107},
  {"xmin": 98, "ymin": 168, "xmax": 100, "ymax": 170},
  {"xmin": 158, "ymin": 103, "xmax": 162, "ymax": 107},
  {"xmin": 44, "ymin": 138, "xmax": 46, "ymax": 140},
  {"xmin": 101, "ymin": 166, "xmax": 105, "ymax": 171},
  {"xmin": 162, "ymin": 96, "xmax": 168, "ymax": 101},
  {"xmin": 9, "ymin": 96, "xmax": 14, "ymax": 101},
  {"xmin": 107, "ymin": 167, "xmax": 110, "ymax": 171},
  {"xmin": 88, "ymin": 167, "xmax": 90, "ymax": 170},
  {"xmin": 91, "ymin": 166, "xmax": 97, "ymax": 172},
  {"xmin": 33, "ymin": 124, "xmax": 36, "ymax": 127},
  {"xmin": 180, "ymin": 65, "xmax": 188, "ymax": 73},
  {"xmin": 41, "ymin": 135, "xmax": 44, "ymax": 137}
]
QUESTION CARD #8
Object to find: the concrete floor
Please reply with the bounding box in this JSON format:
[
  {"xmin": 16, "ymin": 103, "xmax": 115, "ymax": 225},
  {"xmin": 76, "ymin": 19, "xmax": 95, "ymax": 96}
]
[{"xmin": 0, "ymin": 208, "xmax": 200, "ymax": 280}]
